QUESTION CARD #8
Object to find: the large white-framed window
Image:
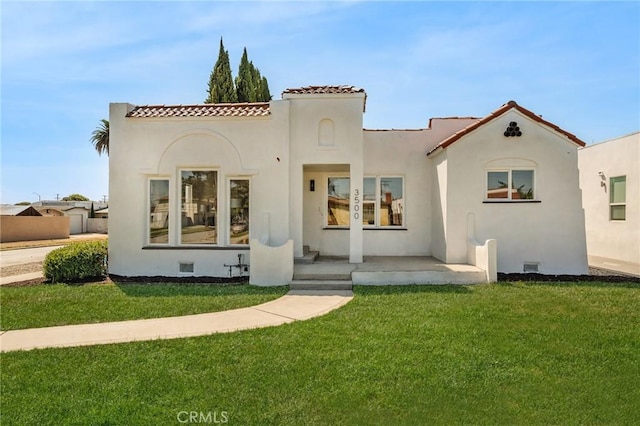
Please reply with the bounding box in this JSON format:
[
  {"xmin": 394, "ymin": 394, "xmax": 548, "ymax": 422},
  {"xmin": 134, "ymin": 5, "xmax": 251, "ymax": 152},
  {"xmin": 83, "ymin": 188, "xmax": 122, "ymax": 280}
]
[
  {"xmin": 149, "ymin": 179, "xmax": 170, "ymax": 245},
  {"xmin": 363, "ymin": 177, "xmax": 376, "ymax": 226},
  {"xmin": 327, "ymin": 177, "xmax": 350, "ymax": 227},
  {"xmin": 327, "ymin": 176, "xmax": 405, "ymax": 228},
  {"xmin": 180, "ymin": 170, "xmax": 218, "ymax": 245},
  {"xmin": 610, "ymin": 176, "xmax": 626, "ymax": 221},
  {"xmin": 379, "ymin": 177, "xmax": 404, "ymax": 226},
  {"xmin": 228, "ymin": 178, "xmax": 250, "ymax": 245},
  {"xmin": 486, "ymin": 169, "xmax": 535, "ymax": 201}
]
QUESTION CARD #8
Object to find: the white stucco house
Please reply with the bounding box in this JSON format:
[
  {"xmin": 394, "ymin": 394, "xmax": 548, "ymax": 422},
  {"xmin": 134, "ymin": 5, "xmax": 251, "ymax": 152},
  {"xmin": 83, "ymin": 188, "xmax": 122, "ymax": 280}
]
[
  {"xmin": 579, "ymin": 132, "xmax": 639, "ymax": 276},
  {"xmin": 109, "ymin": 85, "xmax": 589, "ymax": 284}
]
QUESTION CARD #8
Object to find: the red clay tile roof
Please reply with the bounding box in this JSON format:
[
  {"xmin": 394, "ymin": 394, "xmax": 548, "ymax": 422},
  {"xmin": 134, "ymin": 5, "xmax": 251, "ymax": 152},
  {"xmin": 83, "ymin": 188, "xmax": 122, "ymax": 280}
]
[
  {"xmin": 282, "ymin": 85, "xmax": 367, "ymax": 112},
  {"xmin": 426, "ymin": 101, "xmax": 586, "ymax": 156},
  {"xmin": 282, "ymin": 85, "xmax": 365, "ymax": 95},
  {"xmin": 126, "ymin": 103, "xmax": 270, "ymax": 118}
]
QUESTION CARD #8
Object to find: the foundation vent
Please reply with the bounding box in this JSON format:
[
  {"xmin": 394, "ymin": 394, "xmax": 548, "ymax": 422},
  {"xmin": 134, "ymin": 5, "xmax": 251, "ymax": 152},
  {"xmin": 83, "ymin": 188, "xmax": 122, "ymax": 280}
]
[
  {"xmin": 179, "ymin": 262, "xmax": 194, "ymax": 273},
  {"xmin": 523, "ymin": 262, "xmax": 539, "ymax": 273}
]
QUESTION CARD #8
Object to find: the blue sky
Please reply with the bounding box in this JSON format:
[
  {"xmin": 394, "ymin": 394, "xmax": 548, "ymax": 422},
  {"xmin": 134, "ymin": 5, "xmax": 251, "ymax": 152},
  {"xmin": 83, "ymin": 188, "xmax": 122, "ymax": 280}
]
[{"xmin": 1, "ymin": 1, "xmax": 638, "ymax": 205}]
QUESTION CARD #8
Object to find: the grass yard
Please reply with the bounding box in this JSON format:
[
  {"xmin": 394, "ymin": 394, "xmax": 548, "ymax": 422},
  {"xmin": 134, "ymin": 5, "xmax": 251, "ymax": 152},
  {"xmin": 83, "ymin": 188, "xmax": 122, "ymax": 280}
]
[
  {"xmin": 0, "ymin": 282, "xmax": 287, "ymax": 330},
  {"xmin": 2, "ymin": 282, "xmax": 639, "ymax": 425}
]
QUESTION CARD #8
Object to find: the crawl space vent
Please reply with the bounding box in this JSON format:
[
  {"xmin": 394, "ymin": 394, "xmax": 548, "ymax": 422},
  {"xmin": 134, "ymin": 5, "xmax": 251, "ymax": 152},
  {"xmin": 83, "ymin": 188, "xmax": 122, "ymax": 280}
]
[
  {"xmin": 179, "ymin": 262, "xmax": 194, "ymax": 273},
  {"xmin": 523, "ymin": 263, "xmax": 539, "ymax": 273}
]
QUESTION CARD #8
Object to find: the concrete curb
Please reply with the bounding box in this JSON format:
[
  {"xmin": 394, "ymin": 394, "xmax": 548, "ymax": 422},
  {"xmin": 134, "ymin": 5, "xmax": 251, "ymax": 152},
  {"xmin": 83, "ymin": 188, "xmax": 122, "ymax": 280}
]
[{"xmin": 0, "ymin": 290, "xmax": 353, "ymax": 352}]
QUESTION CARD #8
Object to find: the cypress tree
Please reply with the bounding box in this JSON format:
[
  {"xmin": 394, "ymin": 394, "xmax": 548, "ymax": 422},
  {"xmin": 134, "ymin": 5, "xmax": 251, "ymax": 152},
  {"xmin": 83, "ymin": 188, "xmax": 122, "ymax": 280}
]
[
  {"xmin": 235, "ymin": 48, "xmax": 254, "ymax": 103},
  {"xmin": 248, "ymin": 62, "xmax": 272, "ymax": 102},
  {"xmin": 205, "ymin": 38, "xmax": 237, "ymax": 103},
  {"xmin": 259, "ymin": 75, "xmax": 272, "ymax": 102}
]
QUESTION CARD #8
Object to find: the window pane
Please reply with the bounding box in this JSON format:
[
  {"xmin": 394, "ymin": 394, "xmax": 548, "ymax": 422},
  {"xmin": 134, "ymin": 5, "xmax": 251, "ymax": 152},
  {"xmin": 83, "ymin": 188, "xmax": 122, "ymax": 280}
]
[
  {"xmin": 229, "ymin": 180, "xmax": 250, "ymax": 245},
  {"xmin": 149, "ymin": 180, "xmax": 169, "ymax": 244},
  {"xmin": 363, "ymin": 177, "xmax": 376, "ymax": 225},
  {"xmin": 181, "ymin": 171, "xmax": 217, "ymax": 244},
  {"xmin": 610, "ymin": 176, "xmax": 626, "ymax": 204},
  {"xmin": 380, "ymin": 177, "xmax": 403, "ymax": 226},
  {"xmin": 610, "ymin": 205, "xmax": 626, "ymax": 221},
  {"xmin": 328, "ymin": 177, "xmax": 350, "ymax": 226},
  {"xmin": 487, "ymin": 171, "xmax": 509, "ymax": 199},
  {"xmin": 512, "ymin": 170, "xmax": 534, "ymax": 200}
]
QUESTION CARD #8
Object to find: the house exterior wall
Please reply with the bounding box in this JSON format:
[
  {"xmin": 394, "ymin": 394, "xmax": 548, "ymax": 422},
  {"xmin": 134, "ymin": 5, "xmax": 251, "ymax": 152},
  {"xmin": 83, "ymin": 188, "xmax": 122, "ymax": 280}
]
[
  {"xmin": 110, "ymin": 93, "xmax": 591, "ymax": 279},
  {"xmin": 362, "ymin": 130, "xmax": 431, "ymax": 256},
  {"xmin": 286, "ymin": 94, "xmax": 365, "ymax": 261},
  {"xmin": 578, "ymin": 132, "xmax": 640, "ymax": 266},
  {"xmin": 434, "ymin": 109, "xmax": 588, "ymax": 274},
  {"xmin": 430, "ymin": 151, "xmax": 448, "ymax": 262},
  {"xmin": 108, "ymin": 102, "xmax": 290, "ymax": 277}
]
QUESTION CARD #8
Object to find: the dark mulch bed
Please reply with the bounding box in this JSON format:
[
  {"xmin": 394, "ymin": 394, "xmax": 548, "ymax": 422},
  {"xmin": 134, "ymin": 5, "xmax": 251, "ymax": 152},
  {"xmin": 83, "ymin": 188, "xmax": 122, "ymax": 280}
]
[
  {"xmin": 499, "ymin": 268, "xmax": 639, "ymax": 283},
  {"xmin": 108, "ymin": 274, "xmax": 249, "ymax": 285}
]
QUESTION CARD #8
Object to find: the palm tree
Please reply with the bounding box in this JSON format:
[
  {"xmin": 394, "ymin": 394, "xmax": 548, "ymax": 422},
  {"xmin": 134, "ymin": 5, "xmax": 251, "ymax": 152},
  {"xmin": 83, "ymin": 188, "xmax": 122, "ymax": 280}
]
[{"xmin": 91, "ymin": 119, "xmax": 109, "ymax": 156}]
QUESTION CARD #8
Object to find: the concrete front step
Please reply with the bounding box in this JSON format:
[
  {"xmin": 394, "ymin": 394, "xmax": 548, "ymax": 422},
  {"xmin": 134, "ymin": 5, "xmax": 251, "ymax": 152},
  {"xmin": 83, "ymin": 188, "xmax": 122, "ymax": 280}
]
[
  {"xmin": 351, "ymin": 269, "xmax": 487, "ymax": 285},
  {"xmin": 290, "ymin": 280, "xmax": 353, "ymax": 291},
  {"xmin": 294, "ymin": 250, "xmax": 319, "ymax": 265},
  {"xmin": 293, "ymin": 271, "xmax": 352, "ymax": 281}
]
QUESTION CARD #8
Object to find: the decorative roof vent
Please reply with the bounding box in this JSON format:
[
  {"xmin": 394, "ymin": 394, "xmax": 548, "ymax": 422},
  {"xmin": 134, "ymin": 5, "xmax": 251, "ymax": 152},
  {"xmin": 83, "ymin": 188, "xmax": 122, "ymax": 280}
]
[{"xmin": 504, "ymin": 121, "xmax": 522, "ymax": 137}]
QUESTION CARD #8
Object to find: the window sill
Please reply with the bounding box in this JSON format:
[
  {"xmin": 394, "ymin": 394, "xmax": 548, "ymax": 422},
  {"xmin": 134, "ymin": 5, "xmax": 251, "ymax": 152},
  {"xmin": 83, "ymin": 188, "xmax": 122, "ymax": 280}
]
[
  {"xmin": 483, "ymin": 200, "xmax": 541, "ymax": 204},
  {"xmin": 142, "ymin": 245, "xmax": 250, "ymax": 250}
]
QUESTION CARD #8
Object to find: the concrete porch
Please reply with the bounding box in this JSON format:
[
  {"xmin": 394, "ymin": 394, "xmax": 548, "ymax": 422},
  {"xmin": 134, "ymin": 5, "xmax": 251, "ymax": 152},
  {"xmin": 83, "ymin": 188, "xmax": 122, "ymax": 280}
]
[{"xmin": 291, "ymin": 256, "xmax": 487, "ymax": 290}]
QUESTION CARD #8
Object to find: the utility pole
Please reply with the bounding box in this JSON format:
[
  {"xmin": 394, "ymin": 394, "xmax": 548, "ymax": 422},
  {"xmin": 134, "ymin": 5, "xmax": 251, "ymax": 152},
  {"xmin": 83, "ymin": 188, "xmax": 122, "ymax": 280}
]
[
  {"xmin": 102, "ymin": 195, "xmax": 108, "ymax": 203},
  {"xmin": 55, "ymin": 193, "xmax": 60, "ymax": 201}
]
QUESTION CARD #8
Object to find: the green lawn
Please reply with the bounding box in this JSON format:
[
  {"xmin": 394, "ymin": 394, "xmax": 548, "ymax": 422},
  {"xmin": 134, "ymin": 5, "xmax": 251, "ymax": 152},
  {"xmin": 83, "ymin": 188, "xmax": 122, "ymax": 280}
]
[
  {"xmin": 2, "ymin": 282, "xmax": 639, "ymax": 425},
  {"xmin": 0, "ymin": 282, "xmax": 287, "ymax": 330}
]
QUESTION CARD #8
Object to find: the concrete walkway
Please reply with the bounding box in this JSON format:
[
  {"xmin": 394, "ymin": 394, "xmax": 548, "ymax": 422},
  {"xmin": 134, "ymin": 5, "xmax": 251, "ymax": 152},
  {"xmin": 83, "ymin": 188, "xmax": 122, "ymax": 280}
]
[
  {"xmin": 589, "ymin": 255, "xmax": 640, "ymax": 278},
  {"xmin": 0, "ymin": 290, "xmax": 353, "ymax": 352},
  {"xmin": 0, "ymin": 271, "xmax": 44, "ymax": 286}
]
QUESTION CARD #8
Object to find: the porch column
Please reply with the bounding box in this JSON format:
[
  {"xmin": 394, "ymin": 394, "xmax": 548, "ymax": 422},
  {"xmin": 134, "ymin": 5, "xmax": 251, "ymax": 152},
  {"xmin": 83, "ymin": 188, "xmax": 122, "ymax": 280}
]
[{"xmin": 349, "ymin": 161, "xmax": 363, "ymax": 263}]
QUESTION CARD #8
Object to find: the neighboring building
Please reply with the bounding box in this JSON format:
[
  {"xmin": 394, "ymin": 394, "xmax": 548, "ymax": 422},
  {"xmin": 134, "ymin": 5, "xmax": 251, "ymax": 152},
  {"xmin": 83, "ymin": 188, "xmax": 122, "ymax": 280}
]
[
  {"xmin": 94, "ymin": 208, "xmax": 109, "ymax": 219},
  {"xmin": 33, "ymin": 201, "xmax": 108, "ymax": 234},
  {"xmin": 109, "ymin": 86, "xmax": 589, "ymax": 282},
  {"xmin": 0, "ymin": 204, "xmax": 69, "ymax": 242},
  {"xmin": 0, "ymin": 205, "xmax": 42, "ymax": 217},
  {"xmin": 579, "ymin": 132, "xmax": 640, "ymax": 275}
]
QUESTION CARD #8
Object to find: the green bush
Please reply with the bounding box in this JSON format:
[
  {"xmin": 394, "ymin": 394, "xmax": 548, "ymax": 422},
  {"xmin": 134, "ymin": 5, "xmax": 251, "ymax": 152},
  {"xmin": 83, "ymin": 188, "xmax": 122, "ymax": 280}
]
[{"xmin": 43, "ymin": 240, "xmax": 108, "ymax": 283}]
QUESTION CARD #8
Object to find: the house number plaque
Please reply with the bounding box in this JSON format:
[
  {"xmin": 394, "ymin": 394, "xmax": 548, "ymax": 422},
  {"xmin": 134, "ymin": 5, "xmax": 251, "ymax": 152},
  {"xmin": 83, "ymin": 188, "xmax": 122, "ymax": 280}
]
[{"xmin": 353, "ymin": 188, "xmax": 360, "ymax": 221}]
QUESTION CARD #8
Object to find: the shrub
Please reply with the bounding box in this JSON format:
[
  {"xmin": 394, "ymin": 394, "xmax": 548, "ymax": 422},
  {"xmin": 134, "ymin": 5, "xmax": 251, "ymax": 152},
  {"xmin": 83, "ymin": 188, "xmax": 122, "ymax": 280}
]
[{"xmin": 43, "ymin": 240, "xmax": 108, "ymax": 283}]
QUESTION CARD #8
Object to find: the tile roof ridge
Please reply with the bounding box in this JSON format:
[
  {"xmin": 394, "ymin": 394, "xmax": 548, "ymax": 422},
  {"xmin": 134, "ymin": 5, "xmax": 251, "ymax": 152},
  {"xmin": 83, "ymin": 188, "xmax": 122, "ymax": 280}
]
[{"xmin": 134, "ymin": 102, "xmax": 269, "ymax": 108}]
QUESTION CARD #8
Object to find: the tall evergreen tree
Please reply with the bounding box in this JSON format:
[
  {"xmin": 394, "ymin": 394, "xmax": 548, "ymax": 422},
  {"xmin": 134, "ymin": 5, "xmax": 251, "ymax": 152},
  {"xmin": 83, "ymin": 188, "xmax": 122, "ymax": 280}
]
[
  {"xmin": 248, "ymin": 62, "xmax": 272, "ymax": 102},
  {"xmin": 235, "ymin": 48, "xmax": 254, "ymax": 103},
  {"xmin": 259, "ymin": 75, "xmax": 272, "ymax": 102},
  {"xmin": 205, "ymin": 38, "xmax": 237, "ymax": 103}
]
